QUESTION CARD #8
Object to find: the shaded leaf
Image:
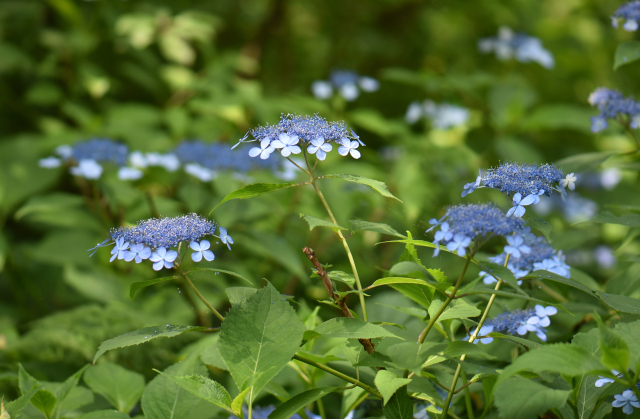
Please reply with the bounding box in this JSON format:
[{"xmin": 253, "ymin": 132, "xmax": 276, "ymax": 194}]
[
  {"xmin": 268, "ymin": 387, "xmax": 339, "ymax": 419},
  {"xmin": 83, "ymin": 363, "xmax": 145, "ymax": 413},
  {"xmin": 322, "ymin": 174, "xmax": 401, "ymax": 202},
  {"xmin": 614, "ymin": 41, "xmax": 640, "ymax": 70},
  {"xmin": 382, "ymin": 385, "xmax": 413, "ymax": 419},
  {"xmin": 349, "ymin": 220, "xmax": 406, "ymax": 238},
  {"xmin": 211, "ymin": 182, "xmax": 302, "ymax": 211},
  {"xmin": 299, "ymin": 213, "xmax": 346, "ymax": 231},
  {"xmin": 525, "ymin": 218, "xmax": 552, "ymax": 243},
  {"xmin": 495, "ymin": 376, "xmax": 570, "ymax": 419},
  {"xmin": 310, "ymin": 318, "xmax": 403, "ymax": 340},
  {"xmin": 191, "ymin": 268, "xmax": 253, "ymax": 285},
  {"xmin": 154, "ymin": 372, "xmax": 234, "ymax": 414},
  {"xmin": 556, "ymin": 152, "xmax": 614, "ymax": 173},
  {"xmin": 584, "ymin": 211, "xmax": 640, "ymax": 227},
  {"xmin": 594, "ymin": 290, "xmax": 640, "ymax": 314},
  {"xmin": 226, "ymin": 287, "xmax": 258, "ymax": 305},
  {"xmin": 427, "ymin": 298, "xmax": 481, "ymax": 321},
  {"xmin": 129, "ymin": 275, "xmax": 179, "ymax": 300}
]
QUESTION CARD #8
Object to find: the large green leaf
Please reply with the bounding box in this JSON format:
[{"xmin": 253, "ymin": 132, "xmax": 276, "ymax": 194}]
[
  {"xmin": 83, "ymin": 363, "xmax": 145, "ymax": 413},
  {"xmin": 94, "ymin": 325, "xmax": 207, "ymax": 363},
  {"xmin": 494, "ymin": 376, "xmax": 571, "ymax": 419},
  {"xmin": 525, "ymin": 270, "xmax": 595, "ymax": 295},
  {"xmin": 141, "ymin": 352, "xmax": 207, "ymax": 419},
  {"xmin": 614, "ymin": 40, "xmax": 640, "ymax": 70},
  {"xmin": 4, "ymin": 384, "xmax": 43, "ymax": 418},
  {"xmin": 219, "ymin": 282, "xmax": 305, "ymax": 403},
  {"xmin": 211, "ymin": 181, "xmax": 304, "ymax": 211},
  {"xmin": 321, "ymin": 174, "xmax": 401, "ymax": 202},
  {"xmin": 375, "ymin": 370, "xmax": 412, "ymax": 405},
  {"xmin": 366, "ymin": 277, "xmax": 449, "ymax": 292},
  {"xmin": 308, "ymin": 318, "xmax": 403, "ymax": 340},
  {"xmin": 386, "ymin": 342, "xmax": 435, "ymax": 373},
  {"xmin": 382, "ymin": 385, "xmax": 413, "ymax": 419},
  {"xmin": 495, "ymin": 344, "xmax": 606, "ymax": 388},
  {"xmin": 487, "ymin": 332, "xmax": 542, "ymax": 349},
  {"xmin": 226, "ymin": 287, "xmax": 258, "ymax": 305},
  {"xmin": 349, "ymin": 220, "xmax": 406, "ymax": 238},
  {"xmin": 596, "ymin": 315, "xmax": 629, "ymax": 372},
  {"xmin": 268, "ymin": 387, "xmax": 339, "ymax": 419},
  {"xmin": 594, "ymin": 291, "xmax": 640, "ymax": 314},
  {"xmin": 427, "ymin": 298, "xmax": 481, "ymax": 321},
  {"xmin": 129, "ymin": 275, "xmax": 179, "ymax": 300},
  {"xmin": 299, "ymin": 213, "xmax": 346, "ymax": 231},
  {"xmin": 525, "ymin": 218, "xmax": 552, "ymax": 243},
  {"xmin": 154, "ymin": 372, "xmax": 235, "ymax": 415}
]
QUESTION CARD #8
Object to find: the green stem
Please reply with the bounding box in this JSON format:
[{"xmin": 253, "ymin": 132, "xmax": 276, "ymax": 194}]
[
  {"xmin": 440, "ymin": 254, "xmax": 511, "ymax": 419},
  {"xmin": 462, "ymin": 370, "xmax": 475, "ymax": 419},
  {"xmin": 175, "ymin": 265, "xmax": 225, "ymax": 322},
  {"xmin": 293, "ymin": 354, "xmax": 381, "ymax": 398},
  {"xmin": 317, "ymin": 398, "xmax": 326, "ymax": 419},
  {"xmin": 418, "ymin": 251, "xmax": 475, "ymax": 344},
  {"xmin": 304, "ymin": 153, "xmax": 368, "ymax": 322}
]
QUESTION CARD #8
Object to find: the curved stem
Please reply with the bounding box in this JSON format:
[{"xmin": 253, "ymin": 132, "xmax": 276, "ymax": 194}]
[
  {"xmin": 293, "ymin": 354, "xmax": 381, "ymax": 398},
  {"xmin": 439, "ymin": 254, "xmax": 511, "ymax": 419},
  {"xmin": 418, "ymin": 252, "xmax": 475, "ymax": 344},
  {"xmin": 175, "ymin": 265, "xmax": 225, "ymax": 322},
  {"xmin": 304, "ymin": 153, "xmax": 368, "ymax": 321}
]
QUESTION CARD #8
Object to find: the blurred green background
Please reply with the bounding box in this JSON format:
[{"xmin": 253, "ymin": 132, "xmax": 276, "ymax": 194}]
[{"xmin": 1, "ymin": 0, "xmax": 640, "ymax": 417}]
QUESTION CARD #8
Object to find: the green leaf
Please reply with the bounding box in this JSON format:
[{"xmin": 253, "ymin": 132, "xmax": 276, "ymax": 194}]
[
  {"xmin": 190, "ymin": 268, "xmax": 253, "ymax": 285},
  {"xmin": 76, "ymin": 411, "xmax": 130, "ymax": 419},
  {"xmin": 494, "ymin": 344, "xmax": 606, "ymax": 388},
  {"xmin": 219, "ymin": 282, "xmax": 305, "ymax": 403},
  {"xmin": 94, "ymin": 325, "xmax": 207, "ymax": 363},
  {"xmin": 19, "ymin": 364, "xmax": 55, "ymax": 419},
  {"xmin": 614, "ymin": 41, "xmax": 640, "ymax": 70},
  {"xmin": 59, "ymin": 386, "xmax": 94, "ymax": 413},
  {"xmin": 154, "ymin": 372, "xmax": 233, "ymax": 414},
  {"xmin": 83, "ymin": 363, "xmax": 145, "ymax": 413},
  {"xmin": 211, "ymin": 182, "xmax": 303, "ymax": 211},
  {"xmin": 129, "ymin": 275, "xmax": 179, "ymax": 300},
  {"xmin": 494, "ymin": 376, "xmax": 571, "ymax": 419},
  {"xmin": 382, "ymin": 385, "xmax": 413, "ymax": 419},
  {"xmin": 5, "ymin": 384, "xmax": 43, "ymax": 417},
  {"xmin": 556, "ymin": 152, "xmax": 614, "ymax": 173},
  {"xmin": 322, "ymin": 174, "xmax": 402, "ymax": 202},
  {"xmin": 487, "ymin": 333, "xmax": 543, "ymax": 349},
  {"xmin": 595, "ymin": 314, "xmax": 629, "ymax": 372},
  {"xmin": 326, "ymin": 271, "xmax": 356, "ymax": 288},
  {"xmin": 311, "ymin": 318, "xmax": 403, "ymax": 339},
  {"xmin": 594, "ymin": 291, "xmax": 640, "ymax": 314},
  {"xmin": 525, "ymin": 270, "xmax": 595, "ymax": 295},
  {"xmin": 349, "ymin": 220, "xmax": 406, "ymax": 238},
  {"xmin": 54, "ymin": 365, "xmax": 89, "ymax": 411},
  {"xmin": 299, "ymin": 213, "xmax": 346, "ymax": 231},
  {"xmin": 376, "ymin": 303, "xmax": 427, "ymax": 319},
  {"xmin": 397, "ymin": 231, "xmax": 427, "ymax": 269},
  {"xmin": 461, "ymin": 288, "xmax": 567, "ymax": 310},
  {"xmin": 389, "ymin": 261, "xmax": 429, "ymax": 278},
  {"xmin": 525, "ymin": 218, "xmax": 552, "ymax": 243},
  {"xmin": 375, "ymin": 370, "xmax": 412, "ymax": 405},
  {"xmin": 231, "ymin": 388, "xmax": 251, "ymax": 416},
  {"xmin": 427, "ymin": 298, "xmax": 481, "ymax": 321},
  {"xmin": 268, "ymin": 387, "xmax": 339, "ymax": 419},
  {"xmin": 427, "ymin": 341, "xmax": 496, "ymax": 361},
  {"xmin": 226, "ymin": 287, "xmax": 258, "ymax": 305},
  {"xmin": 583, "ymin": 211, "xmax": 640, "ymax": 227},
  {"xmin": 386, "ymin": 342, "xmax": 435, "ymax": 373},
  {"xmin": 475, "ymin": 261, "xmax": 517, "ymax": 284},
  {"xmin": 367, "ymin": 277, "xmax": 449, "ymax": 292},
  {"xmin": 141, "ymin": 352, "xmax": 207, "ymax": 419}
]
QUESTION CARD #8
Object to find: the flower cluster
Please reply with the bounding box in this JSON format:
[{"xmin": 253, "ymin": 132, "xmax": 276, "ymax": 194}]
[
  {"xmin": 612, "ymin": 1, "xmax": 640, "ymax": 31},
  {"xmin": 311, "ymin": 70, "xmax": 379, "ymax": 101},
  {"xmin": 462, "ymin": 162, "xmax": 573, "ymax": 216},
  {"xmin": 428, "ymin": 204, "xmax": 524, "ymax": 257},
  {"xmin": 90, "ymin": 214, "xmax": 232, "ymax": 271},
  {"xmin": 478, "ymin": 26, "xmax": 554, "ymax": 69},
  {"xmin": 588, "ymin": 87, "xmax": 640, "ymax": 133},
  {"xmin": 595, "ymin": 370, "xmax": 640, "ymax": 415},
  {"xmin": 471, "ymin": 305, "xmax": 557, "ymax": 343},
  {"xmin": 234, "ymin": 114, "xmax": 363, "ymax": 162},
  {"xmin": 405, "ymin": 100, "xmax": 470, "ymax": 129},
  {"xmin": 39, "ymin": 138, "xmax": 140, "ymax": 180}
]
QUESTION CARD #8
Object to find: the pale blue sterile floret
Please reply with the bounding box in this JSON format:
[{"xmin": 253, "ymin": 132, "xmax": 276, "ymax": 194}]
[
  {"xmin": 612, "ymin": 1, "xmax": 640, "ymax": 31},
  {"xmin": 190, "ymin": 240, "xmax": 214, "ymax": 262},
  {"xmin": 470, "ymin": 325, "xmax": 495, "ymax": 344},
  {"xmin": 110, "ymin": 238, "xmax": 129, "ymax": 262},
  {"xmin": 503, "ymin": 234, "xmax": 531, "ymax": 258},
  {"xmin": 219, "ymin": 227, "xmax": 233, "ymax": 251},
  {"xmin": 311, "ymin": 70, "xmax": 380, "ymax": 101},
  {"xmin": 613, "ymin": 390, "xmax": 640, "ymax": 415},
  {"xmin": 124, "ymin": 243, "xmax": 151, "ymax": 263},
  {"xmin": 150, "ymin": 247, "xmax": 179, "ymax": 271},
  {"xmin": 478, "ymin": 26, "xmax": 554, "ymax": 69},
  {"xmin": 234, "ymin": 114, "xmax": 362, "ymax": 162},
  {"xmin": 429, "ymin": 204, "xmax": 524, "ymax": 257},
  {"xmin": 473, "ymin": 305, "xmax": 557, "ymax": 343},
  {"xmin": 506, "ymin": 192, "xmax": 538, "ymax": 217},
  {"xmin": 595, "ymin": 370, "xmax": 622, "ymax": 387},
  {"xmin": 588, "ymin": 87, "xmax": 640, "ymax": 133}
]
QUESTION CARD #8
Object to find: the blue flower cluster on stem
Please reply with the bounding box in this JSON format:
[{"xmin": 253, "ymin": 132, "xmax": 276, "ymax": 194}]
[
  {"xmin": 612, "ymin": 1, "xmax": 640, "ymax": 31},
  {"xmin": 588, "ymin": 87, "xmax": 640, "ymax": 134},
  {"xmin": 471, "ymin": 305, "xmax": 558, "ymax": 343}
]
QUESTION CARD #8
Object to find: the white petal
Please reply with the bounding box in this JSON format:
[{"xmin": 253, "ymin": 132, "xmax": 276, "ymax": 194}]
[
  {"xmin": 199, "ymin": 240, "xmax": 211, "ymax": 250},
  {"xmin": 320, "ymin": 143, "xmax": 332, "ymax": 152},
  {"xmin": 271, "ymin": 140, "xmax": 285, "ymax": 149},
  {"xmin": 191, "ymin": 251, "xmax": 203, "ymax": 262},
  {"xmin": 350, "ymin": 149, "xmax": 361, "ymax": 159},
  {"xmin": 165, "ymin": 250, "xmax": 178, "ymax": 262},
  {"xmin": 512, "ymin": 193, "xmax": 522, "ymax": 204},
  {"xmin": 316, "ymin": 149, "xmax": 326, "ymax": 161},
  {"xmin": 153, "ymin": 260, "xmax": 164, "ymax": 271},
  {"xmin": 538, "ymin": 316, "xmax": 551, "ymax": 327},
  {"xmin": 280, "ymin": 147, "xmax": 292, "ymax": 157},
  {"xmin": 248, "ymin": 147, "xmax": 261, "ymax": 157},
  {"xmin": 190, "ymin": 241, "xmax": 201, "ymax": 251},
  {"xmin": 506, "ymin": 206, "xmax": 516, "ymax": 217},
  {"xmin": 307, "ymin": 145, "xmax": 319, "ymax": 154},
  {"xmin": 289, "ymin": 145, "xmax": 301, "ymax": 154},
  {"xmin": 513, "ymin": 205, "xmax": 526, "ymax": 218},
  {"xmin": 545, "ymin": 306, "xmax": 558, "ymax": 316},
  {"xmin": 203, "ymin": 250, "xmax": 215, "ymax": 261},
  {"xmin": 310, "ymin": 137, "xmax": 324, "ymax": 147},
  {"xmin": 520, "ymin": 194, "xmax": 537, "ymax": 206},
  {"xmin": 338, "ymin": 146, "xmax": 349, "ymax": 156},
  {"xmin": 260, "ymin": 138, "xmax": 272, "ymax": 149},
  {"xmin": 260, "ymin": 149, "xmax": 273, "ymax": 159}
]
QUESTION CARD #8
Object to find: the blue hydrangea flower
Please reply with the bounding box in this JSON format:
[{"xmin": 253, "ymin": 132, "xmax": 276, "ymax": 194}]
[
  {"xmin": 311, "ymin": 70, "xmax": 379, "ymax": 101},
  {"xmin": 612, "ymin": 390, "xmax": 640, "ymax": 415},
  {"xmin": 219, "ymin": 227, "xmax": 233, "ymax": 250},
  {"xmin": 110, "ymin": 238, "xmax": 129, "ymax": 262},
  {"xmin": 503, "ymin": 235, "xmax": 531, "ymax": 258},
  {"xmin": 117, "ymin": 166, "xmax": 143, "ymax": 181},
  {"xmin": 461, "ymin": 170, "xmax": 482, "ymax": 197},
  {"xmin": 470, "ymin": 325, "xmax": 495, "ymax": 344},
  {"xmin": 506, "ymin": 193, "xmax": 538, "ymax": 217},
  {"xmin": 588, "ymin": 87, "xmax": 640, "ymax": 133},
  {"xmin": 475, "ymin": 306, "xmax": 555, "ymax": 342},
  {"xmin": 595, "ymin": 370, "xmax": 621, "ymax": 387},
  {"xmin": 612, "ymin": 1, "xmax": 640, "ymax": 31},
  {"xmin": 406, "ymin": 100, "xmax": 471, "ymax": 129},
  {"xmin": 70, "ymin": 159, "xmax": 104, "ymax": 179},
  {"xmin": 234, "ymin": 114, "xmax": 361, "ymax": 162},
  {"xmin": 150, "ymin": 247, "xmax": 179, "ymax": 271},
  {"xmin": 124, "ymin": 243, "xmax": 151, "ymax": 263},
  {"xmin": 190, "ymin": 240, "xmax": 214, "ymax": 262},
  {"xmin": 478, "ymin": 26, "xmax": 554, "ymax": 69},
  {"xmin": 446, "ymin": 234, "xmax": 472, "ymax": 256}
]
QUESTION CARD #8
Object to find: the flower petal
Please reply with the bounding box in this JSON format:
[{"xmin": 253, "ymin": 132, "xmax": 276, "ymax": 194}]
[{"xmin": 191, "ymin": 251, "xmax": 203, "ymax": 262}]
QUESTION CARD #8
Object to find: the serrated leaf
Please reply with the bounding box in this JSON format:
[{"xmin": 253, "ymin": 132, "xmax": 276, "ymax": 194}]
[
  {"xmin": 583, "ymin": 211, "xmax": 640, "ymax": 227},
  {"xmin": 494, "ymin": 376, "xmax": 571, "ymax": 419},
  {"xmin": 268, "ymin": 387, "xmax": 339, "ymax": 419},
  {"xmin": 349, "ymin": 220, "xmax": 406, "ymax": 238},
  {"xmin": 397, "ymin": 232, "xmax": 427, "ymax": 269},
  {"xmin": 382, "ymin": 385, "xmax": 413, "ymax": 419},
  {"xmin": 231, "ymin": 388, "xmax": 251, "ymax": 416},
  {"xmin": 219, "ymin": 282, "xmax": 305, "ymax": 404},
  {"xmin": 129, "ymin": 275, "xmax": 179, "ymax": 300},
  {"xmin": 596, "ymin": 315, "xmax": 629, "ymax": 372},
  {"xmin": 226, "ymin": 287, "xmax": 258, "ymax": 305},
  {"xmin": 83, "ymin": 363, "xmax": 145, "ymax": 412},
  {"xmin": 154, "ymin": 372, "xmax": 233, "ymax": 413},
  {"xmin": 5, "ymin": 385, "xmax": 43, "ymax": 418},
  {"xmin": 525, "ymin": 218, "xmax": 552, "ymax": 243},
  {"xmin": 299, "ymin": 213, "xmax": 346, "ymax": 231},
  {"xmin": 386, "ymin": 342, "xmax": 436, "ymax": 374},
  {"xmin": 375, "ymin": 370, "xmax": 412, "ymax": 405},
  {"xmin": 376, "ymin": 303, "xmax": 427, "ymax": 319},
  {"xmin": 94, "ymin": 325, "xmax": 207, "ymax": 363},
  {"xmin": 322, "ymin": 174, "xmax": 401, "ymax": 202},
  {"xmin": 141, "ymin": 352, "xmax": 207, "ymax": 419},
  {"xmin": 326, "ymin": 271, "xmax": 356, "ymax": 287},
  {"xmin": 54, "ymin": 365, "xmax": 89, "ymax": 411},
  {"xmin": 311, "ymin": 318, "xmax": 403, "ymax": 340},
  {"xmin": 427, "ymin": 298, "xmax": 481, "ymax": 321},
  {"xmin": 614, "ymin": 40, "xmax": 640, "ymax": 70},
  {"xmin": 211, "ymin": 182, "xmax": 302, "ymax": 211},
  {"xmin": 594, "ymin": 291, "xmax": 640, "ymax": 314}
]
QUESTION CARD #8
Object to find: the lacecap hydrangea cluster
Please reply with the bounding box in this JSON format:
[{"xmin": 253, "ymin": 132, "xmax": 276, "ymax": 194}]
[
  {"xmin": 311, "ymin": 70, "xmax": 379, "ymax": 102},
  {"xmin": 234, "ymin": 114, "xmax": 363, "ymax": 161},
  {"xmin": 588, "ymin": 87, "xmax": 640, "ymax": 133},
  {"xmin": 471, "ymin": 305, "xmax": 558, "ymax": 344},
  {"xmin": 595, "ymin": 370, "xmax": 640, "ymax": 415},
  {"xmin": 405, "ymin": 100, "xmax": 470, "ymax": 129},
  {"xmin": 462, "ymin": 162, "xmax": 576, "ymax": 217},
  {"xmin": 612, "ymin": 1, "xmax": 640, "ymax": 31},
  {"xmin": 90, "ymin": 214, "xmax": 232, "ymax": 271},
  {"xmin": 478, "ymin": 26, "xmax": 554, "ymax": 69}
]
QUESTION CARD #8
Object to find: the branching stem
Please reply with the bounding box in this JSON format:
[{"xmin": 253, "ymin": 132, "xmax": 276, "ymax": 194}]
[{"xmin": 175, "ymin": 265, "xmax": 225, "ymax": 322}]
